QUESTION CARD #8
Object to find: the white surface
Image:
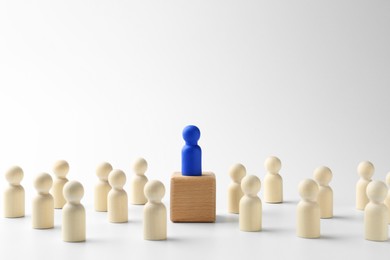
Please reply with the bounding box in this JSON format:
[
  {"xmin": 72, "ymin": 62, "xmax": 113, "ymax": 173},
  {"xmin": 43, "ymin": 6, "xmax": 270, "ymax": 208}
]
[
  {"xmin": 0, "ymin": 0, "xmax": 390, "ymax": 259},
  {"xmin": 0, "ymin": 204, "xmax": 389, "ymax": 260}
]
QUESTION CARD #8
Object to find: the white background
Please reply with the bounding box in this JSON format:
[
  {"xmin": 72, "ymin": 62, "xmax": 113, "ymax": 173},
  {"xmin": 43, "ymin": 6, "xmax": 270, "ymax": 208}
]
[{"xmin": 0, "ymin": 1, "xmax": 390, "ymax": 259}]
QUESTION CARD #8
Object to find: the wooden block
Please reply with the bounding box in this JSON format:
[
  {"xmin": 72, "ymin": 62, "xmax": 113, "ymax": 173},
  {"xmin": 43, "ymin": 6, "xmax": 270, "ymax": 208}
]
[{"xmin": 170, "ymin": 172, "xmax": 216, "ymax": 223}]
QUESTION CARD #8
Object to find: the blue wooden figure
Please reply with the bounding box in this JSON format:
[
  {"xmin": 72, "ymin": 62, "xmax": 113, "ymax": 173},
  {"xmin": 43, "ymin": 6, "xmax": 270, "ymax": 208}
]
[{"xmin": 182, "ymin": 125, "xmax": 202, "ymax": 176}]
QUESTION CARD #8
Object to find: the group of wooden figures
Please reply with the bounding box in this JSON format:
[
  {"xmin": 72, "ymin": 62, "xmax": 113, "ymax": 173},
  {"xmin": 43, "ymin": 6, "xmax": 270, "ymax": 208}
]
[
  {"xmin": 3, "ymin": 156, "xmax": 390, "ymax": 243},
  {"xmin": 228, "ymin": 157, "xmax": 390, "ymax": 241},
  {"xmin": 3, "ymin": 158, "xmax": 167, "ymax": 242}
]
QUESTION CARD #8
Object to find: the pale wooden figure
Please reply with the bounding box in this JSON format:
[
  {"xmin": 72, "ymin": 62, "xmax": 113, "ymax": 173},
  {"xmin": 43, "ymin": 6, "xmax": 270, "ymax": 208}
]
[
  {"xmin": 313, "ymin": 166, "xmax": 333, "ymax": 219},
  {"xmin": 263, "ymin": 156, "xmax": 283, "ymax": 203},
  {"xmin": 94, "ymin": 162, "xmax": 113, "ymax": 212},
  {"xmin": 130, "ymin": 158, "xmax": 148, "ymax": 205},
  {"xmin": 51, "ymin": 160, "xmax": 69, "ymax": 209},
  {"xmin": 385, "ymin": 172, "xmax": 390, "ymax": 224},
  {"xmin": 356, "ymin": 161, "xmax": 374, "ymax": 210},
  {"xmin": 228, "ymin": 163, "xmax": 246, "ymax": 213},
  {"xmin": 62, "ymin": 181, "xmax": 86, "ymax": 242},
  {"xmin": 108, "ymin": 169, "xmax": 128, "ymax": 223},
  {"xmin": 239, "ymin": 175, "xmax": 262, "ymax": 232},
  {"xmin": 32, "ymin": 173, "xmax": 54, "ymax": 229},
  {"xmin": 296, "ymin": 179, "xmax": 320, "ymax": 238},
  {"xmin": 144, "ymin": 180, "xmax": 167, "ymax": 240},
  {"xmin": 365, "ymin": 180, "xmax": 388, "ymax": 241},
  {"xmin": 3, "ymin": 166, "xmax": 25, "ymax": 218}
]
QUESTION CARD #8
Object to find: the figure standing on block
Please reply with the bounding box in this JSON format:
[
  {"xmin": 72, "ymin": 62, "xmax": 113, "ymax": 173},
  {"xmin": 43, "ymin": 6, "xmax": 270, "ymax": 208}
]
[
  {"xmin": 313, "ymin": 166, "xmax": 333, "ymax": 219},
  {"xmin": 32, "ymin": 173, "xmax": 54, "ymax": 229},
  {"xmin": 263, "ymin": 156, "xmax": 283, "ymax": 203},
  {"xmin": 239, "ymin": 175, "xmax": 262, "ymax": 232},
  {"xmin": 3, "ymin": 166, "xmax": 25, "ymax": 218},
  {"xmin": 228, "ymin": 163, "xmax": 246, "ymax": 213},
  {"xmin": 170, "ymin": 125, "xmax": 216, "ymax": 223},
  {"xmin": 130, "ymin": 158, "xmax": 148, "ymax": 205},
  {"xmin": 62, "ymin": 181, "xmax": 86, "ymax": 242},
  {"xmin": 108, "ymin": 169, "xmax": 128, "ymax": 223},
  {"xmin": 51, "ymin": 160, "xmax": 69, "ymax": 209},
  {"xmin": 144, "ymin": 180, "xmax": 167, "ymax": 240},
  {"xmin": 356, "ymin": 161, "xmax": 374, "ymax": 210},
  {"xmin": 385, "ymin": 172, "xmax": 390, "ymax": 224},
  {"xmin": 365, "ymin": 181, "xmax": 388, "ymax": 241},
  {"xmin": 94, "ymin": 162, "xmax": 113, "ymax": 212},
  {"xmin": 182, "ymin": 125, "xmax": 202, "ymax": 176},
  {"xmin": 296, "ymin": 179, "xmax": 320, "ymax": 238}
]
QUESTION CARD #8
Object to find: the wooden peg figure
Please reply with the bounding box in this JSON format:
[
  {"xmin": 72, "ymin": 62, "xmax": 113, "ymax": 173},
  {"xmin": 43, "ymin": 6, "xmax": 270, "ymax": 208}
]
[
  {"xmin": 239, "ymin": 175, "xmax": 262, "ymax": 232},
  {"xmin": 181, "ymin": 125, "xmax": 202, "ymax": 176},
  {"xmin": 385, "ymin": 172, "xmax": 390, "ymax": 224},
  {"xmin": 296, "ymin": 179, "xmax": 320, "ymax": 238},
  {"xmin": 130, "ymin": 158, "xmax": 149, "ymax": 205},
  {"xmin": 51, "ymin": 160, "xmax": 69, "ymax": 209},
  {"xmin": 313, "ymin": 166, "xmax": 333, "ymax": 218},
  {"xmin": 32, "ymin": 173, "xmax": 54, "ymax": 229},
  {"xmin": 144, "ymin": 180, "xmax": 167, "ymax": 240},
  {"xmin": 356, "ymin": 161, "xmax": 374, "ymax": 210},
  {"xmin": 94, "ymin": 162, "xmax": 113, "ymax": 212},
  {"xmin": 3, "ymin": 166, "xmax": 25, "ymax": 218},
  {"xmin": 228, "ymin": 163, "xmax": 246, "ymax": 214},
  {"xmin": 108, "ymin": 169, "xmax": 128, "ymax": 223},
  {"xmin": 263, "ymin": 156, "xmax": 283, "ymax": 203},
  {"xmin": 62, "ymin": 181, "xmax": 86, "ymax": 242},
  {"xmin": 364, "ymin": 181, "xmax": 388, "ymax": 241}
]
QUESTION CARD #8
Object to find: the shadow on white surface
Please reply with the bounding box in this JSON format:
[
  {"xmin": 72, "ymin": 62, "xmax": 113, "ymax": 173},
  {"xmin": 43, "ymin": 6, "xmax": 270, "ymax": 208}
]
[{"xmin": 215, "ymin": 214, "xmax": 238, "ymax": 224}]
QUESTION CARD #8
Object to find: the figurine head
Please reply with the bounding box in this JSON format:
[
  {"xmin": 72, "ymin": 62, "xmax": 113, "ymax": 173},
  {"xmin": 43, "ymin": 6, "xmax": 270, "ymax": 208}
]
[
  {"xmin": 313, "ymin": 166, "xmax": 332, "ymax": 186},
  {"xmin": 264, "ymin": 156, "xmax": 282, "ymax": 174},
  {"xmin": 34, "ymin": 173, "xmax": 53, "ymax": 194},
  {"xmin": 183, "ymin": 125, "xmax": 201, "ymax": 145},
  {"xmin": 96, "ymin": 162, "xmax": 113, "ymax": 181},
  {"xmin": 357, "ymin": 161, "xmax": 374, "ymax": 180},
  {"xmin": 298, "ymin": 179, "xmax": 319, "ymax": 202},
  {"xmin": 63, "ymin": 181, "xmax": 84, "ymax": 204},
  {"xmin": 108, "ymin": 169, "xmax": 126, "ymax": 189},
  {"xmin": 366, "ymin": 180, "xmax": 387, "ymax": 203},
  {"xmin": 5, "ymin": 166, "xmax": 23, "ymax": 185},
  {"xmin": 144, "ymin": 180, "xmax": 165, "ymax": 203},
  {"xmin": 133, "ymin": 158, "xmax": 148, "ymax": 176},
  {"xmin": 241, "ymin": 175, "xmax": 261, "ymax": 196},
  {"xmin": 229, "ymin": 163, "xmax": 246, "ymax": 183},
  {"xmin": 53, "ymin": 160, "xmax": 69, "ymax": 178}
]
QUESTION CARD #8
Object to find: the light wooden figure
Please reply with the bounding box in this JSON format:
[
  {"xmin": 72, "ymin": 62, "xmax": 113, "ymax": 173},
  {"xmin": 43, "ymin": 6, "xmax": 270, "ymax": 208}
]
[
  {"xmin": 130, "ymin": 158, "xmax": 148, "ymax": 205},
  {"xmin": 108, "ymin": 169, "xmax": 128, "ymax": 223},
  {"xmin": 296, "ymin": 179, "xmax": 320, "ymax": 238},
  {"xmin": 51, "ymin": 160, "xmax": 69, "ymax": 209},
  {"xmin": 32, "ymin": 173, "xmax": 54, "ymax": 229},
  {"xmin": 385, "ymin": 172, "xmax": 390, "ymax": 224},
  {"xmin": 3, "ymin": 166, "xmax": 25, "ymax": 218},
  {"xmin": 62, "ymin": 181, "xmax": 86, "ymax": 242},
  {"xmin": 263, "ymin": 156, "xmax": 283, "ymax": 203},
  {"xmin": 94, "ymin": 162, "xmax": 113, "ymax": 212},
  {"xmin": 313, "ymin": 166, "xmax": 333, "ymax": 219},
  {"xmin": 228, "ymin": 163, "xmax": 246, "ymax": 214},
  {"xmin": 365, "ymin": 181, "xmax": 388, "ymax": 241},
  {"xmin": 239, "ymin": 175, "xmax": 262, "ymax": 232},
  {"xmin": 356, "ymin": 161, "xmax": 374, "ymax": 210},
  {"xmin": 144, "ymin": 180, "xmax": 167, "ymax": 240}
]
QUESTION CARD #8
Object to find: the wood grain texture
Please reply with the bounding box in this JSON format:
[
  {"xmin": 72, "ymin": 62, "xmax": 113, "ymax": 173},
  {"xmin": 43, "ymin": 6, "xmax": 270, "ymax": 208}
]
[{"xmin": 170, "ymin": 172, "xmax": 216, "ymax": 223}]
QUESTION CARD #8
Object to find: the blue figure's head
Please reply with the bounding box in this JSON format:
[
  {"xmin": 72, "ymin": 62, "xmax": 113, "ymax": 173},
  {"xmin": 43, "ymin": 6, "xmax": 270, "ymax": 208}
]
[{"xmin": 182, "ymin": 125, "xmax": 201, "ymax": 145}]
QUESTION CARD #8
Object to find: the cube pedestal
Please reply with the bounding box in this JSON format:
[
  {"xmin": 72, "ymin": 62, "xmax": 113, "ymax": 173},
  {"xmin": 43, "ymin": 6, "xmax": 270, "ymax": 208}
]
[{"xmin": 170, "ymin": 172, "xmax": 216, "ymax": 223}]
